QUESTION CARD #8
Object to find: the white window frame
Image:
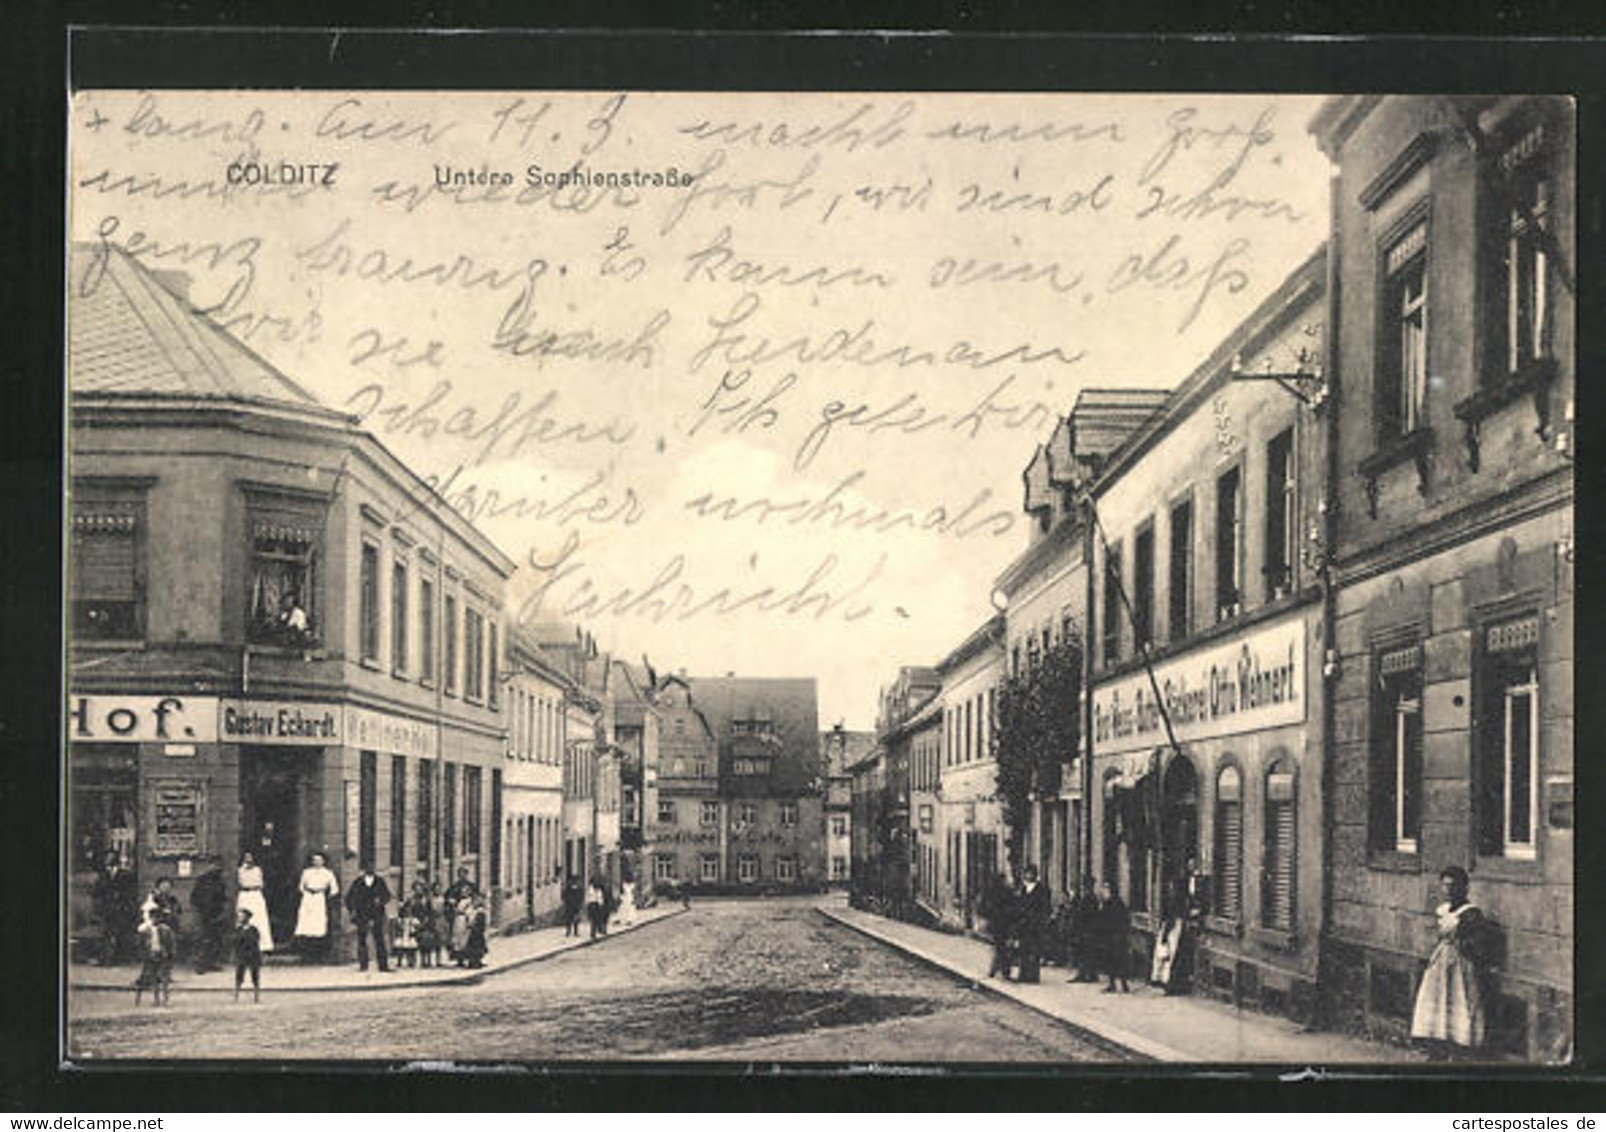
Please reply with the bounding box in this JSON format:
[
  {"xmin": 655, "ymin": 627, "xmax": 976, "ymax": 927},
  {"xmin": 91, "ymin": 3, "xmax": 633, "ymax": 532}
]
[
  {"xmin": 1503, "ymin": 666, "xmax": 1540, "ymax": 860},
  {"xmin": 777, "ymin": 856, "xmax": 796, "ymax": 881},
  {"xmin": 657, "ymin": 799, "xmax": 677, "ymax": 825},
  {"xmin": 738, "ymin": 854, "xmax": 759, "ymax": 883},
  {"xmin": 700, "ymin": 800, "xmax": 719, "ymax": 827},
  {"xmin": 700, "ymin": 854, "xmax": 720, "ymax": 882},
  {"xmin": 654, "ymin": 855, "xmax": 676, "ymax": 881},
  {"xmin": 1393, "ymin": 689, "xmax": 1422, "ymax": 854},
  {"xmin": 780, "ymin": 802, "xmax": 797, "ymax": 827}
]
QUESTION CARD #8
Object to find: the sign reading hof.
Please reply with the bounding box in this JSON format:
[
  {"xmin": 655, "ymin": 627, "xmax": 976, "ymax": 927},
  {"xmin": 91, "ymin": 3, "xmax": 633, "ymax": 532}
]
[
  {"xmin": 220, "ymin": 700, "xmax": 341, "ymax": 745},
  {"xmin": 1093, "ymin": 615, "xmax": 1306, "ymax": 755},
  {"xmin": 68, "ymin": 695, "xmax": 219, "ymax": 744}
]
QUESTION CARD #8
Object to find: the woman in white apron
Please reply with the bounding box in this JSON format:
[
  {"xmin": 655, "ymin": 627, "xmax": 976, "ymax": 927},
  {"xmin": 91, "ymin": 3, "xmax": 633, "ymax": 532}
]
[
  {"xmin": 236, "ymin": 850, "xmax": 274, "ymax": 953},
  {"xmin": 616, "ymin": 877, "xmax": 637, "ymax": 927},
  {"xmin": 294, "ymin": 852, "xmax": 339, "ymax": 962}
]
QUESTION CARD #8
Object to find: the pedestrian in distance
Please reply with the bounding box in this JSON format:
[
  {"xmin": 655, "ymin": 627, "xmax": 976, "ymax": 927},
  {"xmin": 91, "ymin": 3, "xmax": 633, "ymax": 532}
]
[
  {"xmin": 391, "ymin": 889, "xmax": 419, "ymax": 969},
  {"xmin": 232, "ymin": 907, "xmax": 262, "ymax": 1003},
  {"xmin": 1067, "ymin": 875, "xmax": 1101, "ymax": 983},
  {"xmin": 1096, "ymin": 880, "xmax": 1131, "ymax": 993},
  {"xmin": 1410, "ymin": 865, "xmax": 1490, "ymax": 1059},
  {"xmin": 91, "ymin": 850, "xmax": 136, "ymax": 967},
  {"xmin": 345, "ymin": 860, "xmax": 392, "ymax": 972},
  {"xmin": 616, "ymin": 875, "xmax": 638, "ymax": 927},
  {"xmin": 293, "ymin": 851, "xmax": 339, "ymax": 963},
  {"xmin": 562, "ymin": 875, "xmax": 585, "ymax": 937},
  {"xmin": 586, "ymin": 875, "xmax": 609, "ymax": 940},
  {"xmin": 980, "ymin": 872, "xmax": 1017, "ymax": 981},
  {"xmin": 443, "ymin": 867, "xmax": 479, "ymax": 964},
  {"xmin": 459, "ymin": 893, "xmax": 489, "ymax": 968},
  {"xmin": 189, "ymin": 859, "xmax": 229, "ymax": 973},
  {"xmin": 403, "ymin": 880, "xmax": 435, "ymax": 968},
  {"xmin": 235, "ymin": 851, "xmax": 275, "ymax": 956},
  {"xmin": 1015, "ymin": 865, "xmax": 1051, "ymax": 984},
  {"xmin": 133, "ymin": 887, "xmax": 177, "ymax": 1007}
]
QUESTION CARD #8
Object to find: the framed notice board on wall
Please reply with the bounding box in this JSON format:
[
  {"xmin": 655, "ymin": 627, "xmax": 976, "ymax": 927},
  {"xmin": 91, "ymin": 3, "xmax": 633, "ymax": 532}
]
[{"xmin": 149, "ymin": 779, "xmax": 206, "ymax": 857}]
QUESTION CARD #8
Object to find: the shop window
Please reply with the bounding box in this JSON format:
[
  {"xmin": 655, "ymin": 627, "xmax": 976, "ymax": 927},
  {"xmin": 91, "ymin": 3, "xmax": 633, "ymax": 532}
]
[
  {"xmin": 658, "ymin": 799, "xmax": 677, "ymax": 825},
  {"xmin": 1499, "ymin": 123, "xmax": 1554, "ymax": 376},
  {"xmin": 1379, "ymin": 220, "xmax": 1429, "ymax": 441},
  {"xmin": 1370, "ymin": 645, "xmax": 1423, "ymax": 854},
  {"xmin": 464, "ymin": 608, "xmax": 485, "ymax": 701},
  {"xmin": 1215, "ymin": 467, "xmax": 1242, "ymax": 622},
  {"xmin": 1101, "ymin": 774, "xmax": 1122, "ymax": 891},
  {"xmin": 247, "ymin": 504, "xmax": 320, "ymax": 647},
  {"xmin": 778, "ymin": 856, "xmax": 796, "ymax": 882},
  {"xmin": 1262, "ymin": 764, "xmax": 1296, "ymax": 932},
  {"xmin": 391, "ymin": 559, "xmax": 409, "ymax": 676},
  {"xmin": 359, "ymin": 543, "xmax": 380, "ymax": 663},
  {"xmin": 1264, "ymin": 429, "xmax": 1296, "ymax": 600},
  {"xmin": 490, "ymin": 768, "xmax": 502, "ymax": 883},
  {"xmin": 1133, "ymin": 523, "xmax": 1155, "ymax": 650},
  {"xmin": 701, "ymin": 800, "xmax": 719, "ymax": 827},
  {"xmin": 443, "ymin": 763, "xmax": 457, "ymax": 859},
  {"xmin": 738, "ymin": 854, "xmax": 759, "ymax": 883},
  {"xmin": 488, "ymin": 621, "xmax": 499, "ymax": 709},
  {"xmin": 443, "ymin": 594, "xmax": 458, "ymax": 695},
  {"xmin": 701, "ymin": 854, "xmax": 720, "ymax": 881},
  {"xmin": 781, "ymin": 802, "xmax": 797, "ymax": 827},
  {"xmin": 655, "ymin": 855, "xmax": 676, "ymax": 880},
  {"xmin": 464, "ymin": 766, "xmax": 482, "ymax": 859},
  {"xmin": 416, "ymin": 760, "xmax": 434, "ymax": 865},
  {"xmin": 390, "ymin": 756, "xmax": 406, "ymax": 869},
  {"xmin": 71, "ymin": 752, "xmax": 138, "ymax": 873},
  {"xmin": 1476, "ymin": 616, "xmax": 1541, "ymax": 860},
  {"xmin": 1102, "ymin": 541, "xmax": 1123, "ymax": 665},
  {"xmin": 1214, "ymin": 765, "xmax": 1243, "ymax": 922},
  {"xmin": 359, "ymin": 751, "xmax": 377, "ymax": 868},
  {"xmin": 72, "ymin": 493, "xmax": 145, "ymax": 642},
  {"xmin": 1168, "ymin": 497, "xmax": 1193, "ymax": 642}
]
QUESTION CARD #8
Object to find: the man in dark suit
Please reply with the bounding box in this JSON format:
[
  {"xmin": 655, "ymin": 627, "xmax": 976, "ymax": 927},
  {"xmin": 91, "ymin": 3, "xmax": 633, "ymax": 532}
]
[
  {"xmin": 344, "ymin": 862, "xmax": 392, "ymax": 972},
  {"xmin": 189, "ymin": 860, "xmax": 229, "ymax": 973},
  {"xmin": 1015, "ymin": 865, "xmax": 1052, "ymax": 984}
]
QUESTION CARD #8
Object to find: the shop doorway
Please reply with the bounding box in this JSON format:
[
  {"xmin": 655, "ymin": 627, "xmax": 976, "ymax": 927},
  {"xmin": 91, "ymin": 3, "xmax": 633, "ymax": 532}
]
[
  {"xmin": 239, "ymin": 746, "xmax": 319, "ymax": 948},
  {"xmin": 1159, "ymin": 755, "xmax": 1199, "ymax": 920}
]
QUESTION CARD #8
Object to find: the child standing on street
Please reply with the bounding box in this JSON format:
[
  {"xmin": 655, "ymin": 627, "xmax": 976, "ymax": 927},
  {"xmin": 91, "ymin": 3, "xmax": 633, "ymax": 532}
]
[
  {"xmin": 133, "ymin": 910, "xmax": 174, "ymax": 1007},
  {"xmin": 233, "ymin": 907, "xmax": 262, "ymax": 1003},
  {"xmin": 391, "ymin": 893, "xmax": 419, "ymax": 969}
]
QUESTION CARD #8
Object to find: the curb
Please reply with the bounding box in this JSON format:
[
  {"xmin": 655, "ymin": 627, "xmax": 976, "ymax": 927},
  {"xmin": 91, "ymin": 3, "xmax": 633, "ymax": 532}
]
[
  {"xmin": 817, "ymin": 906, "xmax": 1186, "ymax": 1062},
  {"xmin": 69, "ymin": 907, "xmax": 688, "ymax": 995}
]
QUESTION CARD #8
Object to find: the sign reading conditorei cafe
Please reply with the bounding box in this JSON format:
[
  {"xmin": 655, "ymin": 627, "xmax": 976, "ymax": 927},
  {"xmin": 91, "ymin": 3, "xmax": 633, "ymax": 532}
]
[{"xmin": 1092, "ymin": 615, "xmax": 1306, "ymax": 755}]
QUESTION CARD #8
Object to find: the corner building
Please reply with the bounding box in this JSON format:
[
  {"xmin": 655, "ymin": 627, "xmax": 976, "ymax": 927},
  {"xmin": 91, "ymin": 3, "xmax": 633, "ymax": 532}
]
[
  {"xmin": 1311, "ymin": 96, "xmax": 1574, "ymax": 1059},
  {"xmin": 67, "ymin": 244, "xmax": 513, "ymax": 959}
]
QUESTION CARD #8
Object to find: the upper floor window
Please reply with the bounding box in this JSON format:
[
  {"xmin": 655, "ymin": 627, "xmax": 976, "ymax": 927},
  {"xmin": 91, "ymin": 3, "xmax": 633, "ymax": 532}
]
[
  {"xmin": 72, "ymin": 491, "xmax": 145, "ymax": 641},
  {"xmin": 487, "ymin": 621, "xmax": 499, "ymax": 709},
  {"xmin": 443, "ymin": 593, "xmax": 458, "ymax": 694},
  {"xmin": 657, "ymin": 799, "xmax": 676, "ymax": 825},
  {"xmin": 1215, "ymin": 467, "xmax": 1242, "ymax": 622},
  {"xmin": 1168, "ymin": 497, "xmax": 1193, "ymax": 641},
  {"xmin": 1475, "ymin": 616, "xmax": 1540, "ymax": 861},
  {"xmin": 738, "ymin": 801, "xmax": 759, "ymax": 826},
  {"xmin": 1264, "ymin": 429, "xmax": 1296, "ymax": 600},
  {"xmin": 1499, "ymin": 123, "xmax": 1555, "ymax": 376},
  {"xmin": 1102, "ymin": 541, "xmax": 1123, "ymax": 665},
  {"xmin": 1133, "ymin": 524, "xmax": 1155, "ymax": 651},
  {"xmin": 391, "ymin": 558, "xmax": 409, "ymax": 676},
  {"xmin": 1379, "ymin": 220, "xmax": 1429, "ymax": 440},
  {"xmin": 419, "ymin": 576, "xmax": 436, "ymax": 685},
  {"xmin": 1370, "ymin": 645, "xmax": 1423, "ymax": 854},
  {"xmin": 780, "ymin": 802, "xmax": 798, "ymax": 827},
  {"xmin": 359, "ymin": 542, "xmax": 380, "ymax": 663},
  {"xmin": 464, "ymin": 607, "xmax": 485, "ymax": 701},
  {"xmin": 701, "ymin": 800, "xmax": 720, "ymax": 826},
  {"xmin": 247, "ymin": 505, "xmax": 320, "ymax": 648}
]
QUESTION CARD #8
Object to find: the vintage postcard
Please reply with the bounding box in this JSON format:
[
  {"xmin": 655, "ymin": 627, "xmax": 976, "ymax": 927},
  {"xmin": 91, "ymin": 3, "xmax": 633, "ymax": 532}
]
[{"xmin": 63, "ymin": 79, "xmax": 1574, "ymax": 1066}]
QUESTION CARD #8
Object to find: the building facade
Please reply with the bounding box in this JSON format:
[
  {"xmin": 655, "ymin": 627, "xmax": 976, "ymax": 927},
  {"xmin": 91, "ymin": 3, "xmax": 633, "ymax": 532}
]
[
  {"xmin": 68, "ymin": 243, "xmax": 513, "ymax": 960},
  {"xmin": 498, "ymin": 627, "xmax": 571, "ymax": 929},
  {"xmin": 647, "ymin": 675, "xmax": 721, "ymax": 888},
  {"xmin": 934, "ymin": 616, "xmax": 1007, "ymax": 931},
  {"xmin": 819, "ymin": 726, "xmax": 871, "ymax": 889},
  {"xmin": 1087, "ymin": 248, "xmax": 1329, "ymax": 1022},
  {"xmin": 1311, "ymin": 95, "xmax": 1574, "ymax": 1059}
]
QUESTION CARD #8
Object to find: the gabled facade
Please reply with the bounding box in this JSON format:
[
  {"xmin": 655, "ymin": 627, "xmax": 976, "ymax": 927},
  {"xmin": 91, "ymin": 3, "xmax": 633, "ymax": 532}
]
[
  {"xmin": 499, "ymin": 627, "xmax": 572, "ymax": 928},
  {"xmin": 934, "ymin": 615, "xmax": 1007, "ymax": 930},
  {"xmin": 649, "ymin": 675, "xmax": 721, "ymax": 887}
]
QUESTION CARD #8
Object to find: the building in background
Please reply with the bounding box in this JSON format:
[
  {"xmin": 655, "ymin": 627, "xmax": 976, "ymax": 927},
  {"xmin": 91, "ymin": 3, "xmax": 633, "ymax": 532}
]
[
  {"xmin": 649, "ymin": 674, "xmax": 721, "ymax": 888},
  {"xmin": 854, "ymin": 667, "xmax": 940, "ymax": 912},
  {"xmin": 1311, "ymin": 95, "xmax": 1574, "ymax": 1059},
  {"xmin": 67, "ymin": 243, "xmax": 513, "ymax": 960},
  {"xmin": 607, "ymin": 659, "xmax": 661, "ymax": 898},
  {"xmin": 1086, "ymin": 247, "xmax": 1329, "ymax": 1022},
  {"xmin": 820, "ymin": 726, "xmax": 874, "ymax": 889},
  {"xmin": 498, "ymin": 627, "xmax": 572, "ymax": 929},
  {"xmin": 934, "ymin": 615, "xmax": 1006, "ymax": 931},
  {"xmin": 689, "ymin": 677, "xmax": 824, "ymax": 891}
]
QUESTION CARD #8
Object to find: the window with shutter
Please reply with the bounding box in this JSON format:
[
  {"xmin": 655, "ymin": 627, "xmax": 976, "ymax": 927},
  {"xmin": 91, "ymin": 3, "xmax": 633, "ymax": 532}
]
[
  {"xmin": 1263, "ymin": 769, "xmax": 1296, "ymax": 931},
  {"xmin": 72, "ymin": 499, "xmax": 144, "ymax": 640},
  {"xmin": 1215, "ymin": 765, "xmax": 1243, "ymax": 922}
]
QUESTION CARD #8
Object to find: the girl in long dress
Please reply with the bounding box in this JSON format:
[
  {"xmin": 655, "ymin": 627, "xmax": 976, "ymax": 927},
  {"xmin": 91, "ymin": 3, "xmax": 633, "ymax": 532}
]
[
  {"xmin": 1411, "ymin": 865, "xmax": 1488, "ymax": 1056},
  {"xmin": 616, "ymin": 878, "xmax": 637, "ymax": 927},
  {"xmin": 235, "ymin": 851, "xmax": 275, "ymax": 953},
  {"xmin": 294, "ymin": 852, "xmax": 339, "ymax": 962}
]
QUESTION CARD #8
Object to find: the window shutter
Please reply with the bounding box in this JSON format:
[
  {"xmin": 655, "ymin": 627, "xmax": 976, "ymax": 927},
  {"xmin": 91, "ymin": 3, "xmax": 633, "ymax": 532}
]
[
  {"xmin": 1264, "ymin": 772, "xmax": 1296, "ymax": 931},
  {"xmin": 75, "ymin": 527, "xmax": 137, "ymax": 598},
  {"xmin": 1217, "ymin": 800, "xmax": 1242, "ymax": 921}
]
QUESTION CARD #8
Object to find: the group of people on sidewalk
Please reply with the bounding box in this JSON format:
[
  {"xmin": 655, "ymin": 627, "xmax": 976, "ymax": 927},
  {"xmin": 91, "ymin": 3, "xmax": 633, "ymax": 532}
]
[
  {"xmin": 980, "ymin": 868, "xmax": 1134, "ymax": 992},
  {"xmin": 560, "ymin": 875, "xmax": 641, "ymax": 940}
]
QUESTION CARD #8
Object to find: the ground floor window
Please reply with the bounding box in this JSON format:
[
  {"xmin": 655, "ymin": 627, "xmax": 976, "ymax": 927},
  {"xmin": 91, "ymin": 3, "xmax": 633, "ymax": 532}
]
[
  {"xmin": 1371, "ymin": 645, "xmax": 1423, "ymax": 853},
  {"xmin": 777, "ymin": 856, "xmax": 796, "ymax": 882},
  {"xmin": 700, "ymin": 854, "xmax": 719, "ymax": 882},
  {"xmin": 1214, "ymin": 765, "xmax": 1243, "ymax": 922},
  {"xmin": 1262, "ymin": 765, "xmax": 1296, "ymax": 931},
  {"xmin": 832, "ymin": 856, "xmax": 847, "ymax": 880},
  {"xmin": 71, "ymin": 752, "xmax": 139, "ymax": 874},
  {"xmin": 654, "ymin": 855, "xmax": 677, "ymax": 881},
  {"xmin": 1476, "ymin": 616, "xmax": 1541, "ymax": 860},
  {"xmin": 738, "ymin": 854, "xmax": 759, "ymax": 883}
]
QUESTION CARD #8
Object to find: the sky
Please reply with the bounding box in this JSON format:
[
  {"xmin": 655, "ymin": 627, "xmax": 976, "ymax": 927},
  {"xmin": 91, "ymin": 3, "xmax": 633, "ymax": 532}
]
[{"xmin": 69, "ymin": 91, "xmax": 1334, "ymax": 728}]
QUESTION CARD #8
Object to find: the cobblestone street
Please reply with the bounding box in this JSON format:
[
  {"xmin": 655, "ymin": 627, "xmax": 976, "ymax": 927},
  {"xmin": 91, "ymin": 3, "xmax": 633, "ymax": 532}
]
[{"xmin": 68, "ymin": 899, "xmax": 1131, "ymax": 1063}]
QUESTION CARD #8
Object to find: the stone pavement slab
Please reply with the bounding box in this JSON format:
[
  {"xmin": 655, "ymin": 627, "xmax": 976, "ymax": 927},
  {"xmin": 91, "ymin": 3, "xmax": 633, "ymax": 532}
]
[
  {"xmin": 70, "ymin": 904, "xmax": 685, "ymax": 994},
  {"xmin": 819, "ymin": 903, "xmax": 1422, "ymax": 1066}
]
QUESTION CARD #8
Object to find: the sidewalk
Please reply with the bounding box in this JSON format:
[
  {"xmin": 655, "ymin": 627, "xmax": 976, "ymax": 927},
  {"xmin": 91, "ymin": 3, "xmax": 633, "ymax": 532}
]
[
  {"xmin": 819, "ymin": 903, "xmax": 1421, "ymax": 1065},
  {"xmin": 71, "ymin": 904, "xmax": 686, "ymax": 994}
]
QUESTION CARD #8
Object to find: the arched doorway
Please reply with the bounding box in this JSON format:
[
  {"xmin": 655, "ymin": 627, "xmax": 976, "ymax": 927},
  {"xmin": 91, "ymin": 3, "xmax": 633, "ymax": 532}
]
[{"xmin": 1159, "ymin": 754, "xmax": 1198, "ymax": 921}]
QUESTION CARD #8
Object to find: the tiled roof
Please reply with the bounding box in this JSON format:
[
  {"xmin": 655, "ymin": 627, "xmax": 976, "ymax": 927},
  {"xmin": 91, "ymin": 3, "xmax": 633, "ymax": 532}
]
[
  {"xmin": 68, "ymin": 242, "xmax": 323, "ymax": 409},
  {"xmin": 687, "ymin": 676, "xmax": 820, "ymax": 793}
]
